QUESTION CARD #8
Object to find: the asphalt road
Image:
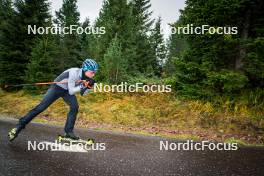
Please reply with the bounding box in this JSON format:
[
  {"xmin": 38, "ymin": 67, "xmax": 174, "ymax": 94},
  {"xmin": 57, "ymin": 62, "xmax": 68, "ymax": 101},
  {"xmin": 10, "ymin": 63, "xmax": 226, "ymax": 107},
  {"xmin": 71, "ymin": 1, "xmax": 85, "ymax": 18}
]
[{"xmin": 0, "ymin": 118, "xmax": 263, "ymax": 176}]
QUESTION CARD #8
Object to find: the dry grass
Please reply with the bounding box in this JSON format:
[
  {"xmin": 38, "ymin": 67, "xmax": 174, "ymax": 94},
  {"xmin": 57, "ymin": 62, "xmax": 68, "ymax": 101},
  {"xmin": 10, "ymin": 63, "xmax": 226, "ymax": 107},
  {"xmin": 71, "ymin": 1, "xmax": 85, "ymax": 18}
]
[{"xmin": 0, "ymin": 89, "xmax": 263, "ymax": 144}]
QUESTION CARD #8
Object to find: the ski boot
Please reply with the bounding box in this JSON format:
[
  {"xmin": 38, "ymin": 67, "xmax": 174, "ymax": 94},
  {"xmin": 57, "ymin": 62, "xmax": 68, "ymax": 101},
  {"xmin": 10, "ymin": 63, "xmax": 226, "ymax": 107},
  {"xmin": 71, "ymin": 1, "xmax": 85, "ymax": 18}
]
[
  {"xmin": 65, "ymin": 132, "xmax": 80, "ymax": 140},
  {"xmin": 8, "ymin": 124, "xmax": 24, "ymax": 141},
  {"xmin": 8, "ymin": 127, "xmax": 20, "ymax": 141}
]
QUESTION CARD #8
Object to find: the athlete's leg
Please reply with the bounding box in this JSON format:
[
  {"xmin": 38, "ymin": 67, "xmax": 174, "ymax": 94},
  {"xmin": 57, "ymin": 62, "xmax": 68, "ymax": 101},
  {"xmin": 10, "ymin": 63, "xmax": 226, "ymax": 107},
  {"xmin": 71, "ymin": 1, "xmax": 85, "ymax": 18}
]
[
  {"xmin": 17, "ymin": 85, "xmax": 62, "ymax": 130},
  {"xmin": 62, "ymin": 93, "xmax": 79, "ymax": 133}
]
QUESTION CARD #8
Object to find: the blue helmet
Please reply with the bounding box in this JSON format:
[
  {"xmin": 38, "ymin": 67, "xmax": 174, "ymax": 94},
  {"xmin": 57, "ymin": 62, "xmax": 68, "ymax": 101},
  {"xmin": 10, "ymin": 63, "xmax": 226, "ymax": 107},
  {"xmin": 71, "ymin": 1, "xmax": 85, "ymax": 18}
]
[{"xmin": 82, "ymin": 59, "xmax": 98, "ymax": 72}]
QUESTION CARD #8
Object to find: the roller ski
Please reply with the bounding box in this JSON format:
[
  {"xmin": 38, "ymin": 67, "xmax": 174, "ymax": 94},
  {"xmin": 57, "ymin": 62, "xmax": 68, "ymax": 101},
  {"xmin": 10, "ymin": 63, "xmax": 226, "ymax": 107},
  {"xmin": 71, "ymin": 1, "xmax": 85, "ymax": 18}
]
[{"xmin": 57, "ymin": 132, "xmax": 94, "ymax": 145}]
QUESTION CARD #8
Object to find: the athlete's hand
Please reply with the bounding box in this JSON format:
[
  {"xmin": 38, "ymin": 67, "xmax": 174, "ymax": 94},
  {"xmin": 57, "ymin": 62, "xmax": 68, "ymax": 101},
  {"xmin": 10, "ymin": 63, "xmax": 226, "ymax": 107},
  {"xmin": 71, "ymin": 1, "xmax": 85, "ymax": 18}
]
[
  {"xmin": 82, "ymin": 80, "xmax": 90, "ymax": 88},
  {"xmin": 80, "ymin": 78, "xmax": 95, "ymax": 96},
  {"xmin": 81, "ymin": 78, "xmax": 95, "ymax": 89}
]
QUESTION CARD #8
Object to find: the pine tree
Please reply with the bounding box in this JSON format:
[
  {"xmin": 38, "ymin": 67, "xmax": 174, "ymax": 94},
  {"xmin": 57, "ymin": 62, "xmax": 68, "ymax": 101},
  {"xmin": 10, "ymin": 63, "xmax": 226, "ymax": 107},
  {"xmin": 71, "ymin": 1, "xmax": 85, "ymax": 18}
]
[
  {"xmin": 165, "ymin": 20, "xmax": 188, "ymax": 76},
  {"xmin": 103, "ymin": 36, "xmax": 126, "ymax": 84},
  {"xmin": 14, "ymin": 0, "xmax": 51, "ymax": 59},
  {"xmin": 55, "ymin": 0, "xmax": 82, "ymax": 70},
  {"xmin": 91, "ymin": 0, "xmax": 136, "ymax": 79},
  {"xmin": 19, "ymin": 0, "xmax": 59, "ymax": 91},
  {"xmin": 168, "ymin": 0, "xmax": 264, "ymax": 98},
  {"xmin": 0, "ymin": 0, "xmax": 51, "ymax": 88},
  {"xmin": 23, "ymin": 36, "xmax": 57, "ymax": 92},
  {"xmin": 150, "ymin": 17, "xmax": 167, "ymax": 76},
  {"xmin": 93, "ymin": 0, "xmax": 129, "ymax": 57},
  {"xmin": 130, "ymin": 0, "xmax": 153, "ymax": 34},
  {"xmin": 243, "ymin": 0, "xmax": 264, "ymax": 87},
  {"xmin": 129, "ymin": 0, "xmax": 155, "ymax": 74},
  {"xmin": 80, "ymin": 18, "xmax": 91, "ymax": 59},
  {"xmin": 0, "ymin": 0, "xmax": 17, "ymax": 87}
]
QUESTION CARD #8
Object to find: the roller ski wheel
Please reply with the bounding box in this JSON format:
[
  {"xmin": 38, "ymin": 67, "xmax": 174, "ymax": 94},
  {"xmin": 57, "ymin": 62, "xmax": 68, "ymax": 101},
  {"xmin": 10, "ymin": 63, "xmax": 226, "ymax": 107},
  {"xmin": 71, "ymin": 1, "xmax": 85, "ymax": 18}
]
[{"xmin": 57, "ymin": 135, "xmax": 94, "ymax": 145}]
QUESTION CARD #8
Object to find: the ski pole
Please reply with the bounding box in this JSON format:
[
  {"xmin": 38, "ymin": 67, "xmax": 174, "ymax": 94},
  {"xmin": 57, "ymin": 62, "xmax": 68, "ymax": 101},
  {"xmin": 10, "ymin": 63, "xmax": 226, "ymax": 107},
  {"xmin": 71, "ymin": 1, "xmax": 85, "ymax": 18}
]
[{"xmin": 4, "ymin": 80, "xmax": 86, "ymax": 88}]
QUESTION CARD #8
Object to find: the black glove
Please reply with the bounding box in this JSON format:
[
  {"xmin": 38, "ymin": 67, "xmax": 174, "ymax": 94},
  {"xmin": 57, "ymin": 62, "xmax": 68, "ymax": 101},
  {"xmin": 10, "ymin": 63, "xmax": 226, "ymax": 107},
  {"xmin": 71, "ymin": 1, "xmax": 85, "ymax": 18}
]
[
  {"xmin": 80, "ymin": 78, "xmax": 96, "ymax": 96},
  {"xmin": 85, "ymin": 77, "xmax": 95, "ymax": 88}
]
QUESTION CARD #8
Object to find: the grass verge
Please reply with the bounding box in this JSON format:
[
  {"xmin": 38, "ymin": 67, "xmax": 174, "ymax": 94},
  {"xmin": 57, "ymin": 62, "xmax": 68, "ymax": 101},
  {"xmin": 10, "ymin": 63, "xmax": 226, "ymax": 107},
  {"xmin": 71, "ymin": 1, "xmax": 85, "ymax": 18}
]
[{"xmin": 0, "ymin": 89, "xmax": 263, "ymax": 145}]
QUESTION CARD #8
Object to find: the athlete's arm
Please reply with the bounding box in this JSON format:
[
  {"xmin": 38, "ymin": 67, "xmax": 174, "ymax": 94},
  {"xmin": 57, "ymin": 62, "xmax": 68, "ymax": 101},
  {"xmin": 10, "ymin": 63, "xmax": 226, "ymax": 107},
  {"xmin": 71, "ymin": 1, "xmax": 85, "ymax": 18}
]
[{"xmin": 68, "ymin": 69, "xmax": 82, "ymax": 95}]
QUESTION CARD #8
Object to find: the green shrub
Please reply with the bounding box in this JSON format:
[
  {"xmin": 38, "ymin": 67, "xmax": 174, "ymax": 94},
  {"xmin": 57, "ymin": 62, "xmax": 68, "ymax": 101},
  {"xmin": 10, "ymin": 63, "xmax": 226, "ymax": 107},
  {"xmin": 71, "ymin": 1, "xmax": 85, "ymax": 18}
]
[{"xmin": 205, "ymin": 70, "xmax": 248, "ymax": 94}]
